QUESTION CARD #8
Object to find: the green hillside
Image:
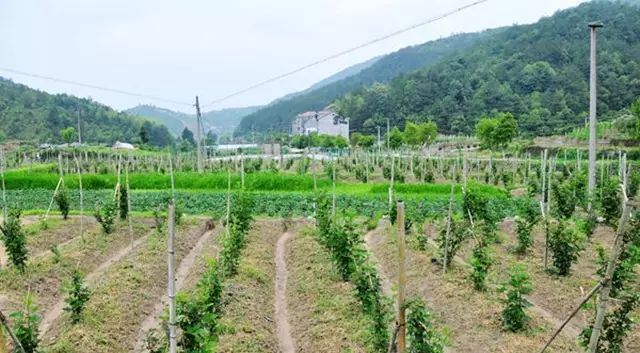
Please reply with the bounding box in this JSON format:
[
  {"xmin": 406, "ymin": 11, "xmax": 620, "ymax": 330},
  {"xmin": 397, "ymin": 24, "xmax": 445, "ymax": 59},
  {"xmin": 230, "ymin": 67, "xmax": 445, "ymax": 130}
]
[
  {"xmin": 334, "ymin": 0, "xmax": 640, "ymax": 136},
  {"xmin": 0, "ymin": 77, "xmax": 173, "ymax": 146},
  {"xmin": 125, "ymin": 104, "xmax": 260, "ymax": 137},
  {"xmin": 235, "ymin": 31, "xmax": 491, "ymax": 135}
]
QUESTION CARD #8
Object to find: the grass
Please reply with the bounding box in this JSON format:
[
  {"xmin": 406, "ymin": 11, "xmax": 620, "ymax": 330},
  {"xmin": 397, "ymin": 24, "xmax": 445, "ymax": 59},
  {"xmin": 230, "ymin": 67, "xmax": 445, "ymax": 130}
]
[
  {"xmin": 287, "ymin": 226, "xmax": 369, "ymax": 352},
  {"xmin": 45, "ymin": 220, "xmax": 205, "ymax": 353},
  {"xmin": 216, "ymin": 220, "xmax": 281, "ymax": 353}
]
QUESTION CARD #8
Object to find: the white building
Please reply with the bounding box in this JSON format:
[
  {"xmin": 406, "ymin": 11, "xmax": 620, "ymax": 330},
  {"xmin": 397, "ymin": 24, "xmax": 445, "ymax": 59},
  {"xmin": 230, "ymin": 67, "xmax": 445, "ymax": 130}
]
[
  {"xmin": 291, "ymin": 110, "xmax": 349, "ymax": 140},
  {"xmin": 112, "ymin": 141, "xmax": 135, "ymax": 150}
]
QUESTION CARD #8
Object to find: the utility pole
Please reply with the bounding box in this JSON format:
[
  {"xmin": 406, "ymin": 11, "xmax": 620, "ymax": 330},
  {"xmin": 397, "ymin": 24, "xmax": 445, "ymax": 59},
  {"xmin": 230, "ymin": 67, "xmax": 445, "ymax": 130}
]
[
  {"xmin": 587, "ymin": 21, "xmax": 603, "ymax": 212},
  {"xmin": 194, "ymin": 96, "xmax": 204, "ymax": 173},
  {"xmin": 77, "ymin": 109, "xmax": 82, "ymax": 144}
]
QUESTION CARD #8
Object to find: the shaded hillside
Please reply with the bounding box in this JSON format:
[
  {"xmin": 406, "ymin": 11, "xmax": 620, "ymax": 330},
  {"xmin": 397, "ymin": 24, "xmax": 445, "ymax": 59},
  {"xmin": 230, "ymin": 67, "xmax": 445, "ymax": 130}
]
[
  {"xmin": 334, "ymin": 0, "xmax": 640, "ymax": 136},
  {"xmin": 236, "ymin": 31, "xmax": 491, "ymax": 135},
  {"xmin": 0, "ymin": 78, "xmax": 173, "ymax": 146}
]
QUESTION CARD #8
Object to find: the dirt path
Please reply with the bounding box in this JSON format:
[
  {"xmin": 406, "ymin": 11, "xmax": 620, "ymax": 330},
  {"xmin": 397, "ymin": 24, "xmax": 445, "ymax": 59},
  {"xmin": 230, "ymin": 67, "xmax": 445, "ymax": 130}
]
[
  {"xmin": 133, "ymin": 229, "xmax": 218, "ymax": 352},
  {"xmin": 364, "ymin": 229, "xmax": 393, "ymax": 297},
  {"xmin": 38, "ymin": 232, "xmax": 151, "ymax": 336},
  {"xmin": 275, "ymin": 232, "xmax": 295, "ymax": 353}
]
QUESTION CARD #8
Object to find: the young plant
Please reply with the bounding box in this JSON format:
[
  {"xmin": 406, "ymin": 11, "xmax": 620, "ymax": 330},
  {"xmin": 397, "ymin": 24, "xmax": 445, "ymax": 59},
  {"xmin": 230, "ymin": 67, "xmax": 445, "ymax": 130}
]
[
  {"xmin": 551, "ymin": 178, "xmax": 577, "ymax": 219},
  {"xmin": 118, "ymin": 185, "xmax": 128, "ymax": 220},
  {"xmin": 469, "ymin": 241, "xmax": 492, "ymax": 291},
  {"xmin": 54, "ymin": 187, "xmax": 70, "ymax": 220},
  {"xmin": 50, "ymin": 245, "xmax": 62, "ymax": 264},
  {"xmin": 500, "ymin": 264, "xmax": 532, "ymax": 332},
  {"xmin": 514, "ymin": 199, "xmax": 539, "ymax": 254},
  {"xmin": 63, "ymin": 270, "xmax": 91, "ymax": 323},
  {"xmin": 600, "ymin": 178, "xmax": 622, "ymax": 227},
  {"xmin": 580, "ymin": 293, "xmax": 640, "ymax": 353},
  {"xmin": 219, "ymin": 192, "xmax": 254, "ymax": 277},
  {"xmin": 94, "ymin": 200, "xmax": 116, "ymax": 234},
  {"xmin": 436, "ymin": 215, "xmax": 470, "ymax": 265},
  {"xmin": 405, "ymin": 299, "xmax": 446, "ymax": 353},
  {"xmin": 0, "ymin": 210, "xmax": 28, "ymax": 270},
  {"xmin": 548, "ymin": 220, "xmax": 584, "ymax": 276},
  {"xmin": 10, "ymin": 293, "xmax": 41, "ymax": 353},
  {"xmin": 152, "ymin": 205, "xmax": 166, "ymax": 234}
]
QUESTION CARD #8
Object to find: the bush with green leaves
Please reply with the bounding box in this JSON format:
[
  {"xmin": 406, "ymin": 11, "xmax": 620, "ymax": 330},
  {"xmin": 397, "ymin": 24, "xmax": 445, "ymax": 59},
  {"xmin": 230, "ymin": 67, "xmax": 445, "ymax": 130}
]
[
  {"xmin": 551, "ymin": 178, "xmax": 577, "ymax": 219},
  {"xmin": 176, "ymin": 260, "xmax": 223, "ymax": 351},
  {"xmin": 63, "ymin": 270, "xmax": 91, "ymax": 323},
  {"xmin": 514, "ymin": 199, "xmax": 539, "ymax": 254},
  {"xmin": 405, "ymin": 299, "xmax": 446, "ymax": 353},
  {"xmin": 469, "ymin": 238, "xmax": 492, "ymax": 291},
  {"xmin": 219, "ymin": 192, "xmax": 254, "ymax": 277},
  {"xmin": 54, "ymin": 187, "xmax": 70, "ymax": 219},
  {"xmin": 600, "ymin": 178, "xmax": 622, "ymax": 227},
  {"xmin": 436, "ymin": 215, "xmax": 471, "ymax": 266},
  {"xmin": 0, "ymin": 210, "xmax": 28, "ymax": 270},
  {"xmin": 580, "ymin": 293, "xmax": 640, "ymax": 353},
  {"xmin": 118, "ymin": 186, "xmax": 128, "ymax": 220},
  {"xmin": 152, "ymin": 205, "xmax": 166, "ymax": 234},
  {"xmin": 10, "ymin": 293, "xmax": 41, "ymax": 353},
  {"xmin": 548, "ymin": 220, "xmax": 585, "ymax": 276},
  {"xmin": 500, "ymin": 264, "xmax": 532, "ymax": 332},
  {"xmin": 94, "ymin": 200, "xmax": 117, "ymax": 234}
]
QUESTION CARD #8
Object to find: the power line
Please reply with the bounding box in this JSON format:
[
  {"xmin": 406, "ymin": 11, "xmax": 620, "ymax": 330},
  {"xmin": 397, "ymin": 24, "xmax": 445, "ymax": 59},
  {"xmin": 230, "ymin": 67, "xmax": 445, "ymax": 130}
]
[
  {"xmin": 0, "ymin": 66, "xmax": 192, "ymax": 106},
  {"xmin": 202, "ymin": 0, "xmax": 490, "ymax": 108}
]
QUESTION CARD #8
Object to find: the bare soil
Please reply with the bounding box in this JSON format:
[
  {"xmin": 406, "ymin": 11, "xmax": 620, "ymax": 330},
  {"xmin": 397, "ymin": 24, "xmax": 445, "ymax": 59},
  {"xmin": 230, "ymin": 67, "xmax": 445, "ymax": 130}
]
[
  {"xmin": 44, "ymin": 219, "xmax": 207, "ymax": 353},
  {"xmin": 368, "ymin": 221, "xmax": 581, "ymax": 353},
  {"xmin": 217, "ymin": 220, "xmax": 282, "ymax": 353},
  {"xmin": 287, "ymin": 226, "xmax": 368, "ymax": 353},
  {"xmin": 275, "ymin": 231, "xmax": 295, "ymax": 353}
]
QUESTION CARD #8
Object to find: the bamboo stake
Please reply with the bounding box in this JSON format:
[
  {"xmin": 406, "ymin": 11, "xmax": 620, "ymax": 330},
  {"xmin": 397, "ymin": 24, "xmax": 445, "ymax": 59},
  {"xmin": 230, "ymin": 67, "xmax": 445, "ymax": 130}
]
[
  {"xmin": 0, "ymin": 148, "xmax": 7, "ymax": 221},
  {"xmin": 125, "ymin": 157, "xmax": 135, "ymax": 268},
  {"xmin": 167, "ymin": 203, "xmax": 177, "ymax": 353},
  {"xmin": 443, "ymin": 160, "xmax": 457, "ymax": 275},
  {"xmin": 240, "ymin": 153, "xmax": 245, "ymax": 190},
  {"xmin": 396, "ymin": 200, "xmax": 406, "ymax": 353},
  {"xmin": 540, "ymin": 281, "xmax": 603, "ymax": 353},
  {"xmin": 332, "ymin": 157, "xmax": 336, "ymax": 217},
  {"xmin": 389, "ymin": 155, "xmax": 395, "ymax": 208},
  {"xmin": 587, "ymin": 157, "xmax": 631, "ymax": 352},
  {"xmin": 0, "ymin": 309, "xmax": 26, "ymax": 353},
  {"xmin": 168, "ymin": 154, "xmax": 175, "ymax": 202},
  {"xmin": 73, "ymin": 154, "xmax": 84, "ymax": 242}
]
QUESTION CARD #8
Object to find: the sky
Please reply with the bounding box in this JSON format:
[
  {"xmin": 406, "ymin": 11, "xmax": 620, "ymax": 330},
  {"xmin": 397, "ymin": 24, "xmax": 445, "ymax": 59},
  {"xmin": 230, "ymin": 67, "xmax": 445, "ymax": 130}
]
[{"xmin": 0, "ymin": 0, "xmax": 587, "ymax": 113}]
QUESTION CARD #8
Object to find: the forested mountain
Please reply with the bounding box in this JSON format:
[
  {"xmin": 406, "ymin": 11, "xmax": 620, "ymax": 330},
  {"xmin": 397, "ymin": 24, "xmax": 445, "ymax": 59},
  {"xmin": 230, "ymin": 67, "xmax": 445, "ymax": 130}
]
[
  {"xmin": 125, "ymin": 104, "xmax": 261, "ymax": 137},
  {"xmin": 0, "ymin": 78, "xmax": 173, "ymax": 146},
  {"xmin": 334, "ymin": 0, "xmax": 640, "ymax": 136},
  {"xmin": 235, "ymin": 31, "xmax": 492, "ymax": 135}
]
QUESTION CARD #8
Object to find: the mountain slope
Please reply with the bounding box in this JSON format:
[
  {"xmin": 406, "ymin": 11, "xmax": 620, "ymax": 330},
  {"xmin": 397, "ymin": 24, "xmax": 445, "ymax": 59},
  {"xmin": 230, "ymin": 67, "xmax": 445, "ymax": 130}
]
[
  {"xmin": 236, "ymin": 31, "xmax": 492, "ymax": 135},
  {"xmin": 334, "ymin": 0, "xmax": 640, "ymax": 136},
  {"xmin": 125, "ymin": 105, "xmax": 261, "ymax": 137},
  {"xmin": 0, "ymin": 78, "xmax": 173, "ymax": 146}
]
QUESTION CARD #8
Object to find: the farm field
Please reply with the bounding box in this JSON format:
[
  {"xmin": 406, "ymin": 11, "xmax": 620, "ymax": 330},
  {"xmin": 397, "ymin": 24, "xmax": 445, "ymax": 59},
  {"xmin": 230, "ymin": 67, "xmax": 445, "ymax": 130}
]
[{"xmin": 0, "ymin": 149, "xmax": 638, "ymax": 353}]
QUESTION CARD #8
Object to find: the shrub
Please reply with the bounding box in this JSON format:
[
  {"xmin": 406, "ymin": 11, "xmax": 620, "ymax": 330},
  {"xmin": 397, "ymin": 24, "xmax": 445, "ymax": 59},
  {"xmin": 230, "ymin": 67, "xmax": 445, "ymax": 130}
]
[
  {"xmin": 548, "ymin": 220, "xmax": 584, "ymax": 276},
  {"xmin": 63, "ymin": 270, "xmax": 91, "ymax": 323},
  {"xmin": 94, "ymin": 200, "xmax": 117, "ymax": 234},
  {"xmin": 118, "ymin": 186, "xmax": 128, "ymax": 220},
  {"xmin": 10, "ymin": 293, "xmax": 41, "ymax": 353},
  {"xmin": 580, "ymin": 293, "xmax": 640, "ymax": 353},
  {"xmin": 219, "ymin": 192, "xmax": 254, "ymax": 277},
  {"xmin": 600, "ymin": 178, "xmax": 622, "ymax": 227},
  {"xmin": 0, "ymin": 210, "xmax": 28, "ymax": 270},
  {"xmin": 500, "ymin": 264, "xmax": 532, "ymax": 332},
  {"xmin": 436, "ymin": 215, "xmax": 471, "ymax": 265},
  {"xmin": 469, "ymin": 242, "xmax": 492, "ymax": 291},
  {"xmin": 153, "ymin": 205, "xmax": 166, "ymax": 234},
  {"xmin": 514, "ymin": 217, "xmax": 534, "ymax": 254},
  {"xmin": 54, "ymin": 187, "xmax": 70, "ymax": 220},
  {"xmin": 551, "ymin": 178, "xmax": 577, "ymax": 219},
  {"xmin": 405, "ymin": 299, "xmax": 446, "ymax": 353}
]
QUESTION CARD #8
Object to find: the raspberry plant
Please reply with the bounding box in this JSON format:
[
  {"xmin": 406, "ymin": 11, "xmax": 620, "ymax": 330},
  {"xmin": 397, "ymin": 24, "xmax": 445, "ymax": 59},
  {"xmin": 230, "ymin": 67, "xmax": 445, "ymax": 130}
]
[
  {"xmin": 500, "ymin": 264, "xmax": 532, "ymax": 332},
  {"xmin": 63, "ymin": 270, "xmax": 91, "ymax": 323},
  {"xmin": 0, "ymin": 210, "xmax": 28, "ymax": 271}
]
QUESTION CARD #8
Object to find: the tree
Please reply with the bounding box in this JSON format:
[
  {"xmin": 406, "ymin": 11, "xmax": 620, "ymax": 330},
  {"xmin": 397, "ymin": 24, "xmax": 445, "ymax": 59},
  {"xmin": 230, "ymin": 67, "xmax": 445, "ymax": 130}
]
[
  {"xmin": 139, "ymin": 123, "xmax": 150, "ymax": 144},
  {"xmin": 181, "ymin": 127, "xmax": 196, "ymax": 146},
  {"xmin": 205, "ymin": 130, "xmax": 218, "ymax": 145},
  {"xmin": 631, "ymin": 97, "xmax": 640, "ymax": 139},
  {"xmin": 60, "ymin": 127, "xmax": 76, "ymax": 144},
  {"xmin": 357, "ymin": 134, "xmax": 376, "ymax": 148},
  {"xmin": 386, "ymin": 127, "xmax": 404, "ymax": 149},
  {"xmin": 476, "ymin": 112, "xmax": 517, "ymax": 150},
  {"xmin": 350, "ymin": 132, "xmax": 363, "ymax": 147}
]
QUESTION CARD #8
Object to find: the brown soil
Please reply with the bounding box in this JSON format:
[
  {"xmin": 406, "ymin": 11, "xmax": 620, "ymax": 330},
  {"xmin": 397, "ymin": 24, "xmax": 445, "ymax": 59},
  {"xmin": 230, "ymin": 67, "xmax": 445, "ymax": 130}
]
[
  {"xmin": 44, "ymin": 220, "xmax": 207, "ymax": 353},
  {"xmin": 133, "ymin": 225, "xmax": 221, "ymax": 352},
  {"xmin": 275, "ymin": 231, "xmax": 295, "ymax": 353},
  {"xmin": 287, "ymin": 226, "xmax": 368, "ymax": 353},
  {"xmin": 0, "ymin": 218, "xmax": 153, "ymax": 321},
  {"xmin": 367, "ymin": 221, "xmax": 581, "ymax": 353},
  {"xmin": 217, "ymin": 220, "xmax": 282, "ymax": 353}
]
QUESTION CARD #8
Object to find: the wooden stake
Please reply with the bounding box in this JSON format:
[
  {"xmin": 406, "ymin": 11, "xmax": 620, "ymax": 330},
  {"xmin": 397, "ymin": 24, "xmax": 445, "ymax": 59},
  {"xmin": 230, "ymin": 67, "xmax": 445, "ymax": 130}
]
[
  {"xmin": 389, "ymin": 155, "xmax": 395, "ymax": 209},
  {"xmin": 0, "ymin": 148, "xmax": 7, "ymax": 221},
  {"xmin": 0, "ymin": 309, "xmax": 26, "ymax": 353},
  {"xmin": 226, "ymin": 166, "xmax": 231, "ymax": 223},
  {"xmin": 396, "ymin": 200, "xmax": 406, "ymax": 353},
  {"xmin": 125, "ymin": 157, "xmax": 135, "ymax": 268},
  {"xmin": 587, "ymin": 156, "xmax": 631, "ymax": 352},
  {"xmin": 73, "ymin": 154, "xmax": 84, "ymax": 242},
  {"xmin": 167, "ymin": 202, "xmax": 177, "ymax": 353},
  {"xmin": 332, "ymin": 158, "xmax": 336, "ymax": 217},
  {"xmin": 443, "ymin": 160, "xmax": 457, "ymax": 275}
]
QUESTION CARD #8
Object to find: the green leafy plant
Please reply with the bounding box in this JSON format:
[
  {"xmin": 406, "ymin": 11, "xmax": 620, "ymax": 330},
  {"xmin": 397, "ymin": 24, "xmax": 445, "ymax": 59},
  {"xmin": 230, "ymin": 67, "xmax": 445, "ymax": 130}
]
[
  {"xmin": 63, "ymin": 270, "xmax": 91, "ymax": 323},
  {"xmin": 153, "ymin": 205, "xmax": 166, "ymax": 234},
  {"xmin": 469, "ymin": 240, "xmax": 492, "ymax": 291},
  {"xmin": 600, "ymin": 178, "xmax": 622, "ymax": 227},
  {"xmin": 94, "ymin": 200, "xmax": 117, "ymax": 234},
  {"xmin": 10, "ymin": 293, "xmax": 41, "ymax": 353},
  {"xmin": 405, "ymin": 299, "xmax": 446, "ymax": 353},
  {"xmin": 580, "ymin": 293, "xmax": 640, "ymax": 353},
  {"xmin": 548, "ymin": 220, "xmax": 584, "ymax": 276},
  {"xmin": 500, "ymin": 264, "xmax": 532, "ymax": 332},
  {"xmin": 50, "ymin": 245, "xmax": 62, "ymax": 264},
  {"xmin": 436, "ymin": 215, "xmax": 470, "ymax": 265},
  {"xmin": 0, "ymin": 210, "xmax": 28, "ymax": 270},
  {"xmin": 551, "ymin": 178, "xmax": 577, "ymax": 219},
  {"xmin": 54, "ymin": 187, "xmax": 70, "ymax": 220},
  {"xmin": 514, "ymin": 199, "xmax": 539, "ymax": 254},
  {"xmin": 219, "ymin": 192, "xmax": 254, "ymax": 277},
  {"xmin": 118, "ymin": 185, "xmax": 128, "ymax": 220}
]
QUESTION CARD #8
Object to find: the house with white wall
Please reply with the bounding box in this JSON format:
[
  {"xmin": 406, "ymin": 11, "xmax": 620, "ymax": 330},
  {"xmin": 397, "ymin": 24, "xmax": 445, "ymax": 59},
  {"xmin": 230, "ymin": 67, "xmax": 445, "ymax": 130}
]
[{"xmin": 291, "ymin": 110, "xmax": 349, "ymax": 139}]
